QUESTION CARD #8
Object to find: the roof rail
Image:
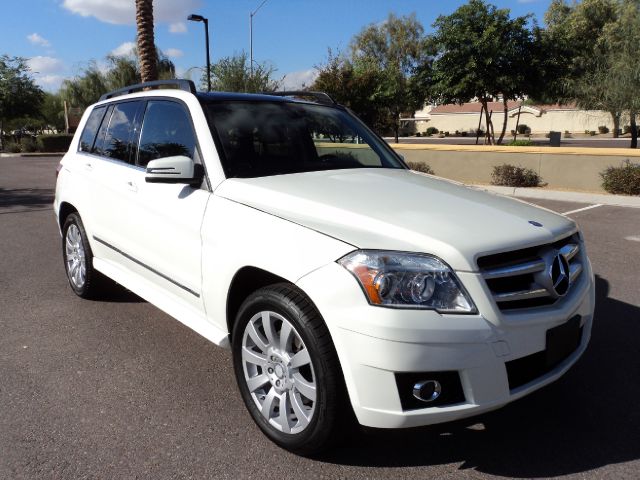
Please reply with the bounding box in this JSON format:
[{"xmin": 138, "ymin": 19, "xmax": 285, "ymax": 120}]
[
  {"xmin": 99, "ymin": 79, "xmax": 197, "ymax": 101},
  {"xmin": 266, "ymin": 91, "xmax": 337, "ymax": 106}
]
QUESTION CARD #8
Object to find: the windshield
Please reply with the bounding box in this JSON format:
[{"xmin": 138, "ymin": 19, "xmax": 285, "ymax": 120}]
[{"xmin": 203, "ymin": 101, "xmax": 405, "ymax": 178}]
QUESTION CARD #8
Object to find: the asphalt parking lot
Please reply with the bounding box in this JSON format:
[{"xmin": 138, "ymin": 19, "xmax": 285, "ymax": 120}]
[{"xmin": 1, "ymin": 155, "xmax": 639, "ymax": 479}]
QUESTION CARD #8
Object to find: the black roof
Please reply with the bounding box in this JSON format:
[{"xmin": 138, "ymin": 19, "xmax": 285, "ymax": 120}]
[
  {"xmin": 196, "ymin": 92, "xmax": 292, "ymax": 103},
  {"xmin": 97, "ymin": 79, "xmax": 338, "ymax": 107}
]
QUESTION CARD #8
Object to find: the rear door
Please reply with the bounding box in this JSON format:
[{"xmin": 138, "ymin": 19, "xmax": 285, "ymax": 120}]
[{"xmin": 85, "ymin": 100, "xmax": 145, "ymax": 263}]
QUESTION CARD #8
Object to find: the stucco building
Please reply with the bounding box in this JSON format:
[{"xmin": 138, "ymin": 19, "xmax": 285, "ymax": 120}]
[{"xmin": 408, "ymin": 101, "xmax": 615, "ymax": 135}]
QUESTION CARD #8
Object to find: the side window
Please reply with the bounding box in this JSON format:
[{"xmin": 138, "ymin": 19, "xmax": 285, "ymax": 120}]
[
  {"xmin": 102, "ymin": 101, "xmax": 141, "ymax": 163},
  {"xmin": 79, "ymin": 106, "xmax": 106, "ymax": 152},
  {"xmin": 137, "ymin": 101, "xmax": 197, "ymax": 168},
  {"xmin": 92, "ymin": 105, "xmax": 112, "ymax": 157}
]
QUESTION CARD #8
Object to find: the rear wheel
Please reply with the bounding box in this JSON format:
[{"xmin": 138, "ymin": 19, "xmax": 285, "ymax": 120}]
[
  {"xmin": 62, "ymin": 213, "xmax": 106, "ymax": 299},
  {"xmin": 232, "ymin": 283, "xmax": 347, "ymax": 455}
]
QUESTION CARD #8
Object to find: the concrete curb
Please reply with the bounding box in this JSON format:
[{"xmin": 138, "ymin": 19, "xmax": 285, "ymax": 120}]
[
  {"xmin": 473, "ymin": 185, "xmax": 640, "ymax": 208},
  {"xmin": 0, "ymin": 152, "xmax": 64, "ymax": 158}
]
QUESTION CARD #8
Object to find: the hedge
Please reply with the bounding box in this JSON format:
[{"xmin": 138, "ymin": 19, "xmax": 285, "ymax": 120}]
[{"xmin": 37, "ymin": 134, "xmax": 74, "ymax": 152}]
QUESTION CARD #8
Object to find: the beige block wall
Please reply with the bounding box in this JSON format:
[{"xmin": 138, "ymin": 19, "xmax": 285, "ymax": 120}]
[
  {"xmin": 394, "ymin": 144, "xmax": 640, "ymax": 192},
  {"xmin": 423, "ymin": 109, "xmax": 614, "ymax": 135}
]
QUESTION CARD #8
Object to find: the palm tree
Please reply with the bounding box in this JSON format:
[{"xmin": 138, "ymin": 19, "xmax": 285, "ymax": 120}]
[{"xmin": 136, "ymin": 0, "xmax": 158, "ymax": 83}]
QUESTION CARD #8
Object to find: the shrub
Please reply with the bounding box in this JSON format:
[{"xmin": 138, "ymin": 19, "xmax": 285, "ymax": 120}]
[
  {"xmin": 444, "ymin": 131, "xmax": 450, "ymax": 137},
  {"xmin": 406, "ymin": 161, "xmax": 434, "ymax": 175},
  {"xmin": 426, "ymin": 126, "xmax": 439, "ymax": 136},
  {"xmin": 589, "ymin": 130, "xmax": 596, "ymax": 136},
  {"xmin": 37, "ymin": 134, "xmax": 73, "ymax": 152},
  {"xmin": 491, "ymin": 164, "xmax": 542, "ymax": 187},
  {"xmin": 600, "ymin": 160, "xmax": 640, "ymax": 195},
  {"xmin": 508, "ymin": 139, "xmax": 534, "ymax": 146},
  {"xmin": 517, "ymin": 124, "xmax": 529, "ymax": 134},
  {"xmin": 460, "ymin": 131, "xmax": 468, "ymax": 137},
  {"xmin": 5, "ymin": 141, "xmax": 22, "ymax": 153},
  {"xmin": 20, "ymin": 137, "xmax": 38, "ymax": 152},
  {"xmin": 623, "ymin": 125, "xmax": 631, "ymax": 135},
  {"xmin": 598, "ymin": 125, "xmax": 609, "ymax": 134},
  {"xmin": 415, "ymin": 132, "xmax": 421, "ymax": 137},
  {"xmin": 476, "ymin": 128, "xmax": 485, "ymax": 136}
]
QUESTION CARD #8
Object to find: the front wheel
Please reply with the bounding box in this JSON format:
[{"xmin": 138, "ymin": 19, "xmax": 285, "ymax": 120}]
[{"xmin": 232, "ymin": 284, "xmax": 347, "ymax": 455}]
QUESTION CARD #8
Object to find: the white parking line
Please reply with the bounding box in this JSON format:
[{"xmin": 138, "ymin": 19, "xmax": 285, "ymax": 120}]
[{"xmin": 563, "ymin": 204, "xmax": 603, "ymax": 215}]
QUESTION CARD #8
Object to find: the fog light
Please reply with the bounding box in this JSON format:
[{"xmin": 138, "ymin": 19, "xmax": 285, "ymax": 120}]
[{"xmin": 412, "ymin": 380, "xmax": 442, "ymax": 402}]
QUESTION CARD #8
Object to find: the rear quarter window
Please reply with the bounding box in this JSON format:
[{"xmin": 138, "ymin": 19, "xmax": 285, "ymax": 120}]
[{"xmin": 78, "ymin": 106, "xmax": 106, "ymax": 152}]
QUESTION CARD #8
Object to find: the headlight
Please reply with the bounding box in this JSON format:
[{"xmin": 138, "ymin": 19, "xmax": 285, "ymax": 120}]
[{"xmin": 338, "ymin": 250, "xmax": 476, "ymax": 313}]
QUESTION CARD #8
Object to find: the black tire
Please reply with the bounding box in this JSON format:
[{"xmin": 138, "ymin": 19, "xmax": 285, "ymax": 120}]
[
  {"xmin": 61, "ymin": 213, "xmax": 107, "ymax": 299},
  {"xmin": 232, "ymin": 283, "xmax": 348, "ymax": 455}
]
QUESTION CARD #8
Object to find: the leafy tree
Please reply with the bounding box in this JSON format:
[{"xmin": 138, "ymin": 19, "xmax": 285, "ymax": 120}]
[
  {"xmin": 135, "ymin": 0, "xmax": 157, "ymax": 83},
  {"xmin": 311, "ymin": 50, "xmax": 391, "ymax": 133},
  {"xmin": 60, "ymin": 49, "xmax": 175, "ymax": 108},
  {"xmin": 202, "ymin": 51, "xmax": 280, "ymax": 93},
  {"xmin": 350, "ymin": 13, "xmax": 431, "ymax": 142},
  {"xmin": 543, "ymin": 0, "xmax": 640, "ymax": 146},
  {"xmin": 429, "ymin": 0, "xmax": 538, "ymax": 144},
  {"xmin": 0, "ymin": 55, "xmax": 44, "ymax": 149}
]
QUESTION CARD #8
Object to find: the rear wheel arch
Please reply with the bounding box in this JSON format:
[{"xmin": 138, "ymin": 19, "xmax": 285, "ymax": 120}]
[{"xmin": 58, "ymin": 201, "xmax": 78, "ymax": 228}]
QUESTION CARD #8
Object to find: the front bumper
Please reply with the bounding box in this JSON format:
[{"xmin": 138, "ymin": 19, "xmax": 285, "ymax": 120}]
[{"xmin": 296, "ymin": 260, "xmax": 595, "ymax": 429}]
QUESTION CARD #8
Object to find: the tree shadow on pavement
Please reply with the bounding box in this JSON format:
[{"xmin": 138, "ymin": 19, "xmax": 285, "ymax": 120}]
[
  {"xmin": 0, "ymin": 187, "xmax": 54, "ymax": 213},
  {"xmin": 321, "ymin": 275, "xmax": 640, "ymax": 477}
]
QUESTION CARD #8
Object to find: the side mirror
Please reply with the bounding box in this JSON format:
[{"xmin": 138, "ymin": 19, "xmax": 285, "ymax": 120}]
[{"xmin": 145, "ymin": 156, "xmax": 203, "ymax": 185}]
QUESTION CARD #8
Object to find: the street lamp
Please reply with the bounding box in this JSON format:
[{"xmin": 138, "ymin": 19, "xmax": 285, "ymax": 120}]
[
  {"xmin": 250, "ymin": 0, "xmax": 269, "ymax": 78},
  {"xmin": 188, "ymin": 13, "xmax": 211, "ymax": 92}
]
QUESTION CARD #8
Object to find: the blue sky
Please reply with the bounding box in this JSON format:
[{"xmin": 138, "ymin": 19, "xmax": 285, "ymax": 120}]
[{"xmin": 1, "ymin": 0, "xmax": 553, "ymax": 92}]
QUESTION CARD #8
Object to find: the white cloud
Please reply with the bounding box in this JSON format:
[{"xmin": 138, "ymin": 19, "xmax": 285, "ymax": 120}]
[
  {"xmin": 164, "ymin": 48, "xmax": 184, "ymax": 58},
  {"xmin": 38, "ymin": 74, "xmax": 66, "ymax": 91},
  {"xmin": 169, "ymin": 22, "xmax": 187, "ymax": 34},
  {"xmin": 27, "ymin": 56, "xmax": 65, "ymax": 74},
  {"xmin": 27, "ymin": 33, "xmax": 51, "ymax": 48},
  {"xmin": 111, "ymin": 41, "xmax": 136, "ymax": 57},
  {"xmin": 281, "ymin": 69, "xmax": 318, "ymax": 90},
  {"xmin": 62, "ymin": 0, "xmax": 201, "ymax": 25}
]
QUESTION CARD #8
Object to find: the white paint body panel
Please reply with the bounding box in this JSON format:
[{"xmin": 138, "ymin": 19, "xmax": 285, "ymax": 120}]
[{"xmin": 54, "ymin": 88, "xmax": 595, "ymax": 430}]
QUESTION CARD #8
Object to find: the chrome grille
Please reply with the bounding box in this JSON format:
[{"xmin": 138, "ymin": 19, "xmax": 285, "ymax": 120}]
[{"xmin": 478, "ymin": 234, "xmax": 583, "ymax": 311}]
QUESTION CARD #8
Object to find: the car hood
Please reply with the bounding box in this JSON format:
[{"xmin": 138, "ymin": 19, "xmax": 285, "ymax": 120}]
[{"xmin": 215, "ymin": 168, "xmax": 577, "ymax": 271}]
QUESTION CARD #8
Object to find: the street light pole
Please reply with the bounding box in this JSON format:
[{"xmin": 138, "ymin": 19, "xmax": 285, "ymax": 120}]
[
  {"xmin": 250, "ymin": 0, "xmax": 269, "ymax": 78},
  {"xmin": 188, "ymin": 14, "xmax": 211, "ymax": 92}
]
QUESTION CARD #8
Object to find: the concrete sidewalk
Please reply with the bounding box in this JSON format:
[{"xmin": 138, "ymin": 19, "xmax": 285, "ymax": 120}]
[{"xmin": 474, "ymin": 184, "xmax": 640, "ymax": 208}]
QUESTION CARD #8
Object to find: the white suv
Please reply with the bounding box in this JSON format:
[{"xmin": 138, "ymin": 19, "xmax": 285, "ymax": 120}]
[{"xmin": 54, "ymin": 80, "xmax": 595, "ymax": 454}]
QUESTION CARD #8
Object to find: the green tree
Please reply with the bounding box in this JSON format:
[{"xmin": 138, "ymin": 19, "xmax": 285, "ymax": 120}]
[
  {"xmin": 0, "ymin": 55, "xmax": 44, "ymax": 149},
  {"xmin": 350, "ymin": 13, "xmax": 431, "ymax": 143},
  {"xmin": 60, "ymin": 49, "xmax": 175, "ymax": 108},
  {"xmin": 203, "ymin": 51, "xmax": 280, "ymax": 93},
  {"xmin": 543, "ymin": 0, "xmax": 640, "ymax": 147},
  {"xmin": 311, "ymin": 50, "xmax": 391, "ymax": 133},
  {"xmin": 429, "ymin": 0, "xmax": 538, "ymax": 144}
]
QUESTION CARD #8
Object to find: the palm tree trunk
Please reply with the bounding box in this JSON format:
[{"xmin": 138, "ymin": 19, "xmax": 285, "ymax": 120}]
[
  {"xmin": 630, "ymin": 110, "xmax": 637, "ymax": 149},
  {"xmin": 136, "ymin": 0, "xmax": 157, "ymax": 83}
]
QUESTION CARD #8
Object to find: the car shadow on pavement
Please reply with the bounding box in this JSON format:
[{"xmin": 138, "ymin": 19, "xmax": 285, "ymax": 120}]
[
  {"xmin": 321, "ymin": 275, "xmax": 640, "ymax": 477},
  {"xmin": 0, "ymin": 187, "xmax": 54, "ymax": 212}
]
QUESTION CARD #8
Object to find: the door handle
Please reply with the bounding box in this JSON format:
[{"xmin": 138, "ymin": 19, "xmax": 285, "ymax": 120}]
[{"xmin": 126, "ymin": 180, "xmax": 138, "ymax": 193}]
